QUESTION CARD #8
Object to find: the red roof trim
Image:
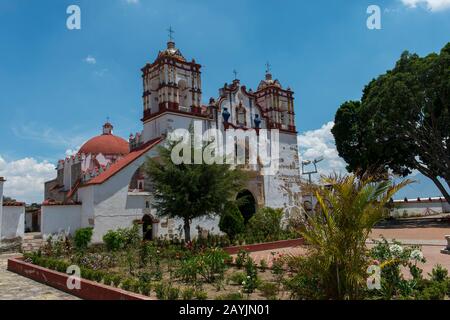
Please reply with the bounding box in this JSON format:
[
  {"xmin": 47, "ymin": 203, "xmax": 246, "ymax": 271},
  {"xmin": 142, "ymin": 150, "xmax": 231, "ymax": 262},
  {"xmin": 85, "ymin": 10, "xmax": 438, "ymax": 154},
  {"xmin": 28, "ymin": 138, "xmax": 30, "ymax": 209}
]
[
  {"xmin": 3, "ymin": 202, "xmax": 25, "ymax": 207},
  {"xmin": 42, "ymin": 199, "xmax": 81, "ymax": 206},
  {"xmin": 67, "ymin": 179, "xmax": 82, "ymax": 199},
  {"xmin": 80, "ymin": 137, "xmax": 163, "ymax": 187}
]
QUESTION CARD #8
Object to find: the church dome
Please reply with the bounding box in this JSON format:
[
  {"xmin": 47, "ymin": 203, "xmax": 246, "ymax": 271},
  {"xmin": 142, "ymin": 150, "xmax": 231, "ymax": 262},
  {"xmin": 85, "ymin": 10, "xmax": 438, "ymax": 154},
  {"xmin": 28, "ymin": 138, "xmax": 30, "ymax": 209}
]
[
  {"xmin": 157, "ymin": 41, "xmax": 186, "ymax": 62},
  {"xmin": 79, "ymin": 122, "xmax": 129, "ymax": 156}
]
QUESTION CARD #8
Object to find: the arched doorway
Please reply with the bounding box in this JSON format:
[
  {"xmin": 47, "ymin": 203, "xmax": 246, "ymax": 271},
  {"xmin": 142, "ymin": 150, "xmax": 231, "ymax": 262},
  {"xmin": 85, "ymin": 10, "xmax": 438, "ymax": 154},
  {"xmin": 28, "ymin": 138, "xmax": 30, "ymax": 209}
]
[
  {"xmin": 142, "ymin": 214, "xmax": 153, "ymax": 241},
  {"xmin": 236, "ymin": 190, "xmax": 256, "ymax": 223}
]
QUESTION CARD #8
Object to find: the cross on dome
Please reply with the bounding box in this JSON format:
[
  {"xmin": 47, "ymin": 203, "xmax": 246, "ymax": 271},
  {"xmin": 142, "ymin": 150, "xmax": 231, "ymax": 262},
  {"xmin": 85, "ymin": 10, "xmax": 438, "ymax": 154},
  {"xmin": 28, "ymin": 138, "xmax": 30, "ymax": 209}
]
[
  {"xmin": 167, "ymin": 26, "xmax": 175, "ymax": 42},
  {"xmin": 233, "ymin": 69, "xmax": 238, "ymax": 80}
]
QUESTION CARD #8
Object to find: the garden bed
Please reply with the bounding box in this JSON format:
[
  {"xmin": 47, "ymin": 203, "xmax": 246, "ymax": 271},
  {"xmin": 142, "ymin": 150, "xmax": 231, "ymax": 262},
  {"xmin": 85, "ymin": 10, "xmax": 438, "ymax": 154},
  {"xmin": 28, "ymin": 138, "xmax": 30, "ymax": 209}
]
[{"xmin": 7, "ymin": 257, "xmax": 152, "ymax": 300}]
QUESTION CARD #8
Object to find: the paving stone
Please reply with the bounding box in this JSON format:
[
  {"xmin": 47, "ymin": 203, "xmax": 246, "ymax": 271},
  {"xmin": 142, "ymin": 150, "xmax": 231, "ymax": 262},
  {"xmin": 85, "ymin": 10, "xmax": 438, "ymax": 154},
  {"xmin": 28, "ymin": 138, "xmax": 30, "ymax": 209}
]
[{"xmin": 0, "ymin": 253, "xmax": 79, "ymax": 300}]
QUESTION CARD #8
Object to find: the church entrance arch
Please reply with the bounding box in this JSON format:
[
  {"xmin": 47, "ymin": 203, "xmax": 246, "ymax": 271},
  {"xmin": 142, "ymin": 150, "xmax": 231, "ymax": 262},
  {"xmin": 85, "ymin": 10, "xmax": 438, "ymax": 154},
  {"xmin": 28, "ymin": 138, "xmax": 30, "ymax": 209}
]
[
  {"xmin": 142, "ymin": 214, "xmax": 153, "ymax": 241},
  {"xmin": 236, "ymin": 190, "xmax": 256, "ymax": 223}
]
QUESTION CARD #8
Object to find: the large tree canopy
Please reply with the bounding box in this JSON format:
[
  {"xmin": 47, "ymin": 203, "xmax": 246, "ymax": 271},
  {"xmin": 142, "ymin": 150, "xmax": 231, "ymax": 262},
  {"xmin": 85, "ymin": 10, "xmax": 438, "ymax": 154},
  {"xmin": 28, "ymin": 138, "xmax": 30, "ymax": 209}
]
[{"xmin": 332, "ymin": 43, "xmax": 450, "ymax": 203}]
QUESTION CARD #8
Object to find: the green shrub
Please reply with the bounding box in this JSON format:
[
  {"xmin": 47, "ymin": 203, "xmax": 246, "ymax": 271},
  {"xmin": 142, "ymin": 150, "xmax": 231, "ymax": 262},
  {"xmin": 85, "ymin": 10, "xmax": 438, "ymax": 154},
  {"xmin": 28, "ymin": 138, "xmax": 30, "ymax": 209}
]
[
  {"xmin": 258, "ymin": 281, "xmax": 279, "ymax": 300},
  {"xmin": 259, "ymin": 259, "xmax": 268, "ymax": 272},
  {"xmin": 103, "ymin": 230, "xmax": 125, "ymax": 251},
  {"xmin": 215, "ymin": 292, "xmax": 244, "ymax": 300},
  {"xmin": 81, "ymin": 268, "xmax": 94, "ymax": 281},
  {"xmin": 195, "ymin": 290, "xmax": 208, "ymax": 300},
  {"xmin": 154, "ymin": 282, "xmax": 166, "ymax": 299},
  {"xmin": 245, "ymin": 207, "xmax": 283, "ymax": 243},
  {"xmin": 181, "ymin": 288, "xmax": 195, "ymax": 300},
  {"xmin": 243, "ymin": 257, "xmax": 258, "ymax": 294},
  {"xmin": 103, "ymin": 274, "xmax": 113, "ymax": 286},
  {"xmin": 219, "ymin": 203, "xmax": 245, "ymax": 241},
  {"xmin": 139, "ymin": 281, "xmax": 152, "ymax": 296},
  {"xmin": 235, "ymin": 250, "xmax": 249, "ymax": 269},
  {"xmin": 92, "ymin": 270, "xmax": 105, "ymax": 282},
  {"xmin": 228, "ymin": 271, "xmax": 246, "ymax": 286},
  {"xmin": 430, "ymin": 265, "xmax": 448, "ymax": 283},
  {"xmin": 103, "ymin": 225, "xmax": 141, "ymax": 252},
  {"xmin": 196, "ymin": 248, "xmax": 230, "ymax": 283},
  {"xmin": 176, "ymin": 258, "xmax": 198, "ymax": 283},
  {"xmin": 167, "ymin": 287, "xmax": 180, "ymax": 300},
  {"xmin": 416, "ymin": 281, "xmax": 447, "ymax": 300},
  {"xmin": 74, "ymin": 227, "xmax": 93, "ymax": 251},
  {"xmin": 111, "ymin": 274, "xmax": 122, "ymax": 287},
  {"xmin": 55, "ymin": 260, "xmax": 69, "ymax": 273},
  {"xmin": 121, "ymin": 278, "xmax": 135, "ymax": 292}
]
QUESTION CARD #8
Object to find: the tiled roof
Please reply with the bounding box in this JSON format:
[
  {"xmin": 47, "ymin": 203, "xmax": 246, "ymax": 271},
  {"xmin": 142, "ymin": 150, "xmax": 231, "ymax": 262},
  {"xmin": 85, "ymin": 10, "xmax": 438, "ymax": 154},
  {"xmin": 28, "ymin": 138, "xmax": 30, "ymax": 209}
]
[
  {"xmin": 3, "ymin": 201, "xmax": 25, "ymax": 207},
  {"xmin": 42, "ymin": 199, "xmax": 81, "ymax": 206},
  {"xmin": 81, "ymin": 137, "xmax": 163, "ymax": 187}
]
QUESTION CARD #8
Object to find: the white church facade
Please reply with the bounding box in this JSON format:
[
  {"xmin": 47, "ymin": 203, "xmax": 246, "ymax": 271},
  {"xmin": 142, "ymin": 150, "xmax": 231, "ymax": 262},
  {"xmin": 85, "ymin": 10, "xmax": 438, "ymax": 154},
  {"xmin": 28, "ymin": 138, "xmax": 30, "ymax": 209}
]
[{"xmin": 41, "ymin": 39, "xmax": 302, "ymax": 243}]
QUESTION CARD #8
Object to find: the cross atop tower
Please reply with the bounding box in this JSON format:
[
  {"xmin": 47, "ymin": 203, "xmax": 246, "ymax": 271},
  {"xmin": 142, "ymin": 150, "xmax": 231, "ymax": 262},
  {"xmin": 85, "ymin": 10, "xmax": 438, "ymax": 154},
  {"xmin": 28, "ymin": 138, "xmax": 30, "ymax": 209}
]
[
  {"xmin": 233, "ymin": 69, "xmax": 238, "ymax": 80},
  {"xmin": 265, "ymin": 62, "xmax": 271, "ymax": 74},
  {"xmin": 167, "ymin": 26, "xmax": 175, "ymax": 42}
]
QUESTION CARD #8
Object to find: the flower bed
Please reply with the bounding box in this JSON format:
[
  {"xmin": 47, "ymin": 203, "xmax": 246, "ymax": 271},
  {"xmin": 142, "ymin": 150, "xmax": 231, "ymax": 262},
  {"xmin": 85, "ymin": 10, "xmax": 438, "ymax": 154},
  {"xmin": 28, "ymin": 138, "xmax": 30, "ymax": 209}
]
[
  {"xmin": 14, "ymin": 227, "xmax": 298, "ymax": 301},
  {"xmin": 7, "ymin": 256, "xmax": 152, "ymax": 300}
]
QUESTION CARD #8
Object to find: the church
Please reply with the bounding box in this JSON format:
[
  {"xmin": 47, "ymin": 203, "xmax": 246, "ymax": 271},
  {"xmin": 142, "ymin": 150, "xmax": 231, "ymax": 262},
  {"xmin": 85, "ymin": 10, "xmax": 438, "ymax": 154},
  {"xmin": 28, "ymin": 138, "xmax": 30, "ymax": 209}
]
[{"xmin": 42, "ymin": 38, "xmax": 302, "ymax": 243}]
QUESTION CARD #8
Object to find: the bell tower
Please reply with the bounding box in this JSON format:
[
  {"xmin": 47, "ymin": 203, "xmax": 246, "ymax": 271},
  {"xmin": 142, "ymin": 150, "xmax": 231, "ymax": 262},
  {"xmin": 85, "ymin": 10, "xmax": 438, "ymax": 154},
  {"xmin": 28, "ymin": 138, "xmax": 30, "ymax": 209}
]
[
  {"xmin": 140, "ymin": 29, "xmax": 207, "ymax": 142},
  {"xmin": 141, "ymin": 30, "xmax": 202, "ymax": 120},
  {"xmin": 255, "ymin": 64, "xmax": 296, "ymax": 133}
]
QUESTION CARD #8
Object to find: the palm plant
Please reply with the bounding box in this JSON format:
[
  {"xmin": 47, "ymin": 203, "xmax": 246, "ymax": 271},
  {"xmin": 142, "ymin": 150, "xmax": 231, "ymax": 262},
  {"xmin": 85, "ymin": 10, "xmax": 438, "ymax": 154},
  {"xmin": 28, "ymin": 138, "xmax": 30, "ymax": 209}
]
[{"xmin": 298, "ymin": 174, "xmax": 411, "ymax": 300}]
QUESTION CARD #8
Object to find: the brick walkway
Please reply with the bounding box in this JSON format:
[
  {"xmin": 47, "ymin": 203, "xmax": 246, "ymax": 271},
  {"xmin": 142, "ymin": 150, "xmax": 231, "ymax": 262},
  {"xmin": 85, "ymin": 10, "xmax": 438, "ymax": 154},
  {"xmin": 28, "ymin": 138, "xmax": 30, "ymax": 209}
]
[{"xmin": 0, "ymin": 253, "xmax": 78, "ymax": 300}]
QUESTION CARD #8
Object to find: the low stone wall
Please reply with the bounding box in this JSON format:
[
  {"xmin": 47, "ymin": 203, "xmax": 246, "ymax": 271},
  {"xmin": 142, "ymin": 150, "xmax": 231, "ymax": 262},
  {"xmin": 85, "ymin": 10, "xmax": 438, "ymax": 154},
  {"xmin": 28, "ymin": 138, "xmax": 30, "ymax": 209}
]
[
  {"xmin": 223, "ymin": 238, "xmax": 304, "ymax": 255},
  {"xmin": 7, "ymin": 257, "xmax": 152, "ymax": 300}
]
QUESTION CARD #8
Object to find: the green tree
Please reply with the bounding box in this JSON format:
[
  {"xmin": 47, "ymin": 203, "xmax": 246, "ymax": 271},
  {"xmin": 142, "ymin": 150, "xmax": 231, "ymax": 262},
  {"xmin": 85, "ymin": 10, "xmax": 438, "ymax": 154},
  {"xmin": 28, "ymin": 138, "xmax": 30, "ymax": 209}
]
[
  {"xmin": 144, "ymin": 134, "xmax": 247, "ymax": 242},
  {"xmin": 298, "ymin": 175, "xmax": 410, "ymax": 300},
  {"xmin": 332, "ymin": 43, "xmax": 450, "ymax": 203},
  {"xmin": 219, "ymin": 202, "xmax": 245, "ymax": 241}
]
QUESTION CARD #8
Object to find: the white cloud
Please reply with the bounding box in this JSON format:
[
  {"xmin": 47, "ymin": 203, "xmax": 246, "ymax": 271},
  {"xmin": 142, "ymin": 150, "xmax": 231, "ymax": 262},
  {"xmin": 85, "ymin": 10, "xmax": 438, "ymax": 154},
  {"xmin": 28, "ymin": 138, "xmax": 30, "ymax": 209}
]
[
  {"xmin": 401, "ymin": 0, "xmax": 450, "ymax": 11},
  {"xmin": 0, "ymin": 155, "xmax": 55, "ymax": 204},
  {"xmin": 297, "ymin": 121, "xmax": 347, "ymax": 179},
  {"xmin": 84, "ymin": 55, "xmax": 97, "ymax": 64},
  {"xmin": 125, "ymin": 0, "xmax": 139, "ymax": 4}
]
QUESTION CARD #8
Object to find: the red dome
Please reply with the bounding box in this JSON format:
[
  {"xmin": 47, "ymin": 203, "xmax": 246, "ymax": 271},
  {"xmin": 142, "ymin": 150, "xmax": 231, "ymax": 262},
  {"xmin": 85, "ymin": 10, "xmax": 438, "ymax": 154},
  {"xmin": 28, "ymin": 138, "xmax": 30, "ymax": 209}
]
[{"xmin": 79, "ymin": 134, "xmax": 129, "ymax": 156}]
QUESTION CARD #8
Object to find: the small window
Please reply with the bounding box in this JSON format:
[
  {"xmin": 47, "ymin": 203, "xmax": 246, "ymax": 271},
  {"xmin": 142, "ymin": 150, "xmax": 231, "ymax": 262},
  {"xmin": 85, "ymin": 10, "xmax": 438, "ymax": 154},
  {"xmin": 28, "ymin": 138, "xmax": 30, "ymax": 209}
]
[{"xmin": 146, "ymin": 201, "xmax": 150, "ymax": 209}]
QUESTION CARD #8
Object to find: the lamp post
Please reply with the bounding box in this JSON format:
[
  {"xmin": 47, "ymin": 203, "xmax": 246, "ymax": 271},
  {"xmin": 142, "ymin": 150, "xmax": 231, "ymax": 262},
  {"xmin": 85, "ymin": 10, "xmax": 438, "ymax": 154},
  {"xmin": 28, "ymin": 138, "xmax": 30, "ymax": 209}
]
[{"xmin": 301, "ymin": 157, "xmax": 323, "ymax": 212}]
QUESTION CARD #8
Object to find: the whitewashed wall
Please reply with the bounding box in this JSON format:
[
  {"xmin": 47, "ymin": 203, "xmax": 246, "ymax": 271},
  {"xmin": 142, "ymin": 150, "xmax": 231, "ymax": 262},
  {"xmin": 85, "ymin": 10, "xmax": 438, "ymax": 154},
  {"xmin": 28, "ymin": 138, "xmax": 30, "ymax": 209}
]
[
  {"xmin": 264, "ymin": 133, "xmax": 302, "ymax": 218},
  {"xmin": 1, "ymin": 206, "xmax": 25, "ymax": 240},
  {"xmin": 41, "ymin": 205, "xmax": 81, "ymax": 238},
  {"xmin": 391, "ymin": 200, "xmax": 449, "ymax": 217},
  {"xmin": 79, "ymin": 145, "xmax": 161, "ymax": 243}
]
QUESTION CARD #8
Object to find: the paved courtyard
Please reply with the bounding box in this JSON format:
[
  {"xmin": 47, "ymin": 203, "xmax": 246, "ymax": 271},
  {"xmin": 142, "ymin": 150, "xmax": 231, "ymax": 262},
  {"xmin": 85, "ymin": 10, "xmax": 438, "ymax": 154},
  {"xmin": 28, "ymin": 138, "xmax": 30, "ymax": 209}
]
[
  {"xmin": 0, "ymin": 253, "xmax": 78, "ymax": 300},
  {"xmin": 247, "ymin": 220, "xmax": 450, "ymax": 276}
]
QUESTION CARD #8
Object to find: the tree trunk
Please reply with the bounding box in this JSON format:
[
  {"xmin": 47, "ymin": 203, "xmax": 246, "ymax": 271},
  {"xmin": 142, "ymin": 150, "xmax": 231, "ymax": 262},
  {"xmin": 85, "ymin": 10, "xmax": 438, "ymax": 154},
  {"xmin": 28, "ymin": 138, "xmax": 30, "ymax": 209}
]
[
  {"xmin": 183, "ymin": 219, "xmax": 191, "ymax": 243},
  {"xmin": 415, "ymin": 162, "xmax": 450, "ymax": 205},
  {"xmin": 427, "ymin": 174, "xmax": 450, "ymax": 205}
]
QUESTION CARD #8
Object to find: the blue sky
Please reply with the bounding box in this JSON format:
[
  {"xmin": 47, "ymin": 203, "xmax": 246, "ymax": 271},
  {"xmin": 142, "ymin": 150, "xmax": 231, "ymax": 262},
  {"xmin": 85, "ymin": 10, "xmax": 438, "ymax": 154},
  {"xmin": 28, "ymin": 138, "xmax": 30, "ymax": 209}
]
[{"xmin": 0, "ymin": 0, "xmax": 449, "ymax": 203}]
